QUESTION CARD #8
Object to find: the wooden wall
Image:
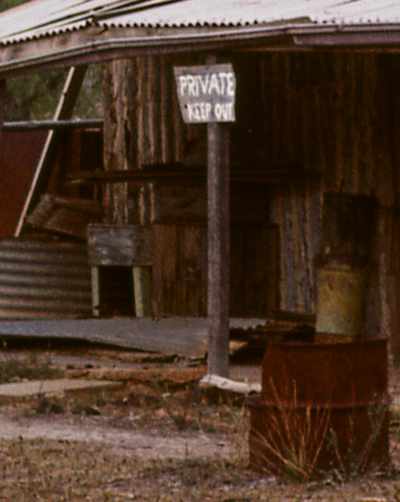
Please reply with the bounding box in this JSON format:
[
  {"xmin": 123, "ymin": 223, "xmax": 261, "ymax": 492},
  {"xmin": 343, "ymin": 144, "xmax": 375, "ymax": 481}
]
[
  {"xmin": 249, "ymin": 53, "xmax": 400, "ymax": 342},
  {"xmin": 103, "ymin": 53, "xmax": 400, "ymax": 345},
  {"xmin": 102, "ymin": 56, "xmax": 204, "ymax": 225}
]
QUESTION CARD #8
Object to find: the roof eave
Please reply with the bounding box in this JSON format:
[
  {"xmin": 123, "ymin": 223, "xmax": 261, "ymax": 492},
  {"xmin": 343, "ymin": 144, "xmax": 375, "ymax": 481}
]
[
  {"xmin": 0, "ymin": 24, "xmax": 299, "ymax": 77},
  {"xmin": 2, "ymin": 22, "xmax": 400, "ymax": 77}
]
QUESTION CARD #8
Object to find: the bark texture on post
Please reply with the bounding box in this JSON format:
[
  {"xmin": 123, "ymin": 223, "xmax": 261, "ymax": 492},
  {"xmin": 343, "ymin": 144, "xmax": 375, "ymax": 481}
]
[
  {"xmin": 103, "ymin": 60, "xmax": 136, "ymax": 225},
  {"xmin": 103, "ymin": 56, "xmax": 202, "ymax": 223},
  {"xmin": 207, "ymin": 123, "xmax": 230, "ymax": 377},
  {"xmin": 0, "ymin": 80, "xmax": 5, "ymax": 150}
]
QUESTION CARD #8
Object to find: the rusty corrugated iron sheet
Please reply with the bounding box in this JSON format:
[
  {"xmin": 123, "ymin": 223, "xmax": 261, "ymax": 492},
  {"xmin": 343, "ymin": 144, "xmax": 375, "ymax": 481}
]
[
  {"xmin": 0, "ymin": 239, "xmax": 92, "ymax": 319},
  {"xmin": 1, "ymin": 0, "xmax": 400, "ymax": 47},
  {"xmin": 0, "ymin": 317, "xmax": 267, "ymax": 355},
  {"xmin": 0, "ymin": 131, "xmax": 47, "ymax": 238}
]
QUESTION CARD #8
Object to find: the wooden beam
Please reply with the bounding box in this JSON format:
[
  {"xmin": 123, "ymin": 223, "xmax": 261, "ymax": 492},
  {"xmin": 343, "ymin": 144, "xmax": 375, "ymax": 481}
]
[
  {"xmin": 3, "ymin": 119, "xmax": 102, "ymax": 131},
  {"xmin": 207, "ymin": 120, "xmax": 231, "ymax": 377},
  {"xmin": 15, "ymin": 66, "xmax": 88, "ymax": 237}
]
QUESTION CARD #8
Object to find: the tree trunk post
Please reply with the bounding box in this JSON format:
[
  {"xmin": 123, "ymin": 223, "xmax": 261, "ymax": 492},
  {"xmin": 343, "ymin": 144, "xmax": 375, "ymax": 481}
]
[
  {"xmin": 207, "ymin": 121, "xmax": 230, "ymax": 377},
  {"xmin": 0, "ymin": 80, "xmax": 5, "ymax": 149}
]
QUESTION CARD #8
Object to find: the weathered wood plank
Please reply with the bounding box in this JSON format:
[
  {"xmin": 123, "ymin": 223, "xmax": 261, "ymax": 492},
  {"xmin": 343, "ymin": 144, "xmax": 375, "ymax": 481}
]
[
  {"xmin": 27, "ymin": 194, "xmax": 103, "ymax": 239},
  {"xmin": 87, "ymin": 224, "xmax": 152, "ymax": 267},
  {"xmin": 3, "ymin": 119, "xmax": 102, "ymax": 131},
  {"xmin": 152, "ymin": 223, "xmax": 279, "ymax": 318},
  {"xmin": 133, "ymin": 266, "xmax": 152, "ymax": 317},
  {"xmin": 319, "ymin": 192, "xmax": 377, "ymax": 266},
  {"xmin": 15, "ymin": 66, "xmax": 87, "ymax": 237}
]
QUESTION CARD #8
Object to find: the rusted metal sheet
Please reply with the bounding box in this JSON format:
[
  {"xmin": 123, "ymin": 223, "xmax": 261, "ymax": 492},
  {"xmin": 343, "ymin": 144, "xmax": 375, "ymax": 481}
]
[
  {"xmin": 87, "ymin": 224, "xmax": 152, "ymax": 266},
  {"xmin": 0, "ymin": 317, "xmax": 268, "ymax": 357},
  {"xmin": 0, "ymin": 239, "xmax": 92, "ymax": 319},
  {"xmin": 0, "ymin": 131, "xmax": 46, "ymax": 238},
  {"xmin": 261, "ymin": 337, "xmax": 388, "ymax": 403},
  {"xmin": 249, "ymin": 337, "xmax": 389, "ymax": 475}
]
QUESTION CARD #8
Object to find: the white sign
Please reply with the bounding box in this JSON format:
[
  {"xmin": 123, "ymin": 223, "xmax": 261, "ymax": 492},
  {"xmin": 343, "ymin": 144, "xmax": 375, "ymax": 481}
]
[{"xmin": 174, "ymin": 64, "xmax": 236, "ymax": 124}]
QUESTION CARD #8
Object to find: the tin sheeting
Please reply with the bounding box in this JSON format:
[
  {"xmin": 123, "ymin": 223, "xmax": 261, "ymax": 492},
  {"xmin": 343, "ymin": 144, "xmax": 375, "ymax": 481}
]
[
  {"xmin": 0, "ymin": 239, "xmax": 92, "ymax": 319},
  {"xmin": 0, "ymin": 131, "xmax": 47, "ymax": 238},
  {"xmin": 2, "ymin": 0, "xmax": 400, "ymax": 47}
]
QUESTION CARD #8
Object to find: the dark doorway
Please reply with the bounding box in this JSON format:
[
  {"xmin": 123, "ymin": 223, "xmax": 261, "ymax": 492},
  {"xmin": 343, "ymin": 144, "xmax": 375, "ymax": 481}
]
[{"xmin": 98, "ymin": 266, "xmax": 135, "ymax": 316}]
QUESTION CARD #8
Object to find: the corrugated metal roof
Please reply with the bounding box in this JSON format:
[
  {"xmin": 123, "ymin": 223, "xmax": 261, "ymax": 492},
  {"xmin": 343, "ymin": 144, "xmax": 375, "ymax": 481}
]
[
  {"xmin": 1, "ymin": 0, "xmax": 400, "ymax": 47},
  {"xmin": 97, "ymin": 0, "xmax": 337, "ymax": 28},
  {"xmin": 312, "ymin": 0, "xmax": 400, "ymax": 25}
]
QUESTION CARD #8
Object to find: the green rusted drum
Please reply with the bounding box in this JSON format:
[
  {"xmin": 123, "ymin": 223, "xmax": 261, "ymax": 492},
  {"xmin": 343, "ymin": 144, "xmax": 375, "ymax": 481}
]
[{"xmin": 315, "ymin": 264, "xmax": 368, "ymax": 337}]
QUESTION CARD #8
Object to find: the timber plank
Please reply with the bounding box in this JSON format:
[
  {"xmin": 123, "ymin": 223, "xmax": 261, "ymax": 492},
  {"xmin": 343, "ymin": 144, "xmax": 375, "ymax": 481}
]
[{"xmin": 87, "ymin": 224, "xmax": 152, "ymax": 267}]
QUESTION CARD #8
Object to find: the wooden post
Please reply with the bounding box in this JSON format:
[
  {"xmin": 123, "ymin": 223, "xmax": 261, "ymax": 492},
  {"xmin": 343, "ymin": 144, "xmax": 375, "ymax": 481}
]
[
  {"xmin": 0, "ymin": 80, "xmax": 5, "ymax": 153},
  {"xmin": 207, "ymin": 122, "xmax": 230, "ymax": 377},
  {"xmin": 174, "ymin": 59, "xmax": 235, "ymax": 376}
]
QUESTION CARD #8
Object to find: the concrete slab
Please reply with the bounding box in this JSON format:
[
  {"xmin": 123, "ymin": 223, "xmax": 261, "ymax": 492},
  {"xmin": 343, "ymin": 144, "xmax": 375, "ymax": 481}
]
[{"xmin": 0, "ymin": 379, "xmax": 122, "ymax": 401}]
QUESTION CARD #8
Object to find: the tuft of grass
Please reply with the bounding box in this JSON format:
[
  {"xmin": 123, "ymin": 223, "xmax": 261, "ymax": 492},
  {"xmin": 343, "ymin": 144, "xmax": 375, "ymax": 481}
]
[
  {"xmin": 250, "ymin": 382, "xmax": 389, "ymax": 483},
  {"xmin": 0, "ymin": 353, "xmax": 63, "ymax": 384},
  {"xmin": 251, "ymin": 382, "xmax": 331, "ymax": 482}
]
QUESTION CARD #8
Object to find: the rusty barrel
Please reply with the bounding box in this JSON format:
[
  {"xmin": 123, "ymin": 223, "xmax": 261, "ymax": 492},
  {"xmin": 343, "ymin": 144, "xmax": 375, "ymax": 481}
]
[{"xmin": 249, "ymin": 337, "xmax": 389, "ymax": 476}]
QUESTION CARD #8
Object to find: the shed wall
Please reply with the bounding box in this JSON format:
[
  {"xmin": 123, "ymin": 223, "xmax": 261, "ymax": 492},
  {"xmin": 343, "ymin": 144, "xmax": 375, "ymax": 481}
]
[
  {"xmin": 103, "ymin": 53, "xmax": 400, "ymax": 343},
  {"xmin": 256, "ymin": 53, "xmax": 398, "ymax": 342}
]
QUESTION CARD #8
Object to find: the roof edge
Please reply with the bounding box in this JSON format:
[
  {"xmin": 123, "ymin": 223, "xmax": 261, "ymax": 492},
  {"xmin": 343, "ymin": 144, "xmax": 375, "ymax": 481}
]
[{"xmin": 1, "ymin": 22, "xmax": 400, "ymax": 77}]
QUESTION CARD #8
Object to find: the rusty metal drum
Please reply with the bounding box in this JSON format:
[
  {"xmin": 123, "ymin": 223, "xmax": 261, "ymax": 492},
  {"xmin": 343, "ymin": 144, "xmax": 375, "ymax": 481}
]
[{"xmin": 249, "ymin": 337, "xmax": 389, "ymax": 477}]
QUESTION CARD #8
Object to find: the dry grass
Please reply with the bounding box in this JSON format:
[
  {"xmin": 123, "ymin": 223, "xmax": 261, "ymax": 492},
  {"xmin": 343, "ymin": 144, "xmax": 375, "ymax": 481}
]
[
  {"xmin": 0, "ymin": 352, "xmax": 63, "ymax": 384},
  {"xmin": 251, "ymin": 389, "xmax": 331, "ymax": 481},
  {"xmin": 0, "ymin": 350, "xmax": 398, "ymax": 500},
  {"xmin": 250, "ymin": 382, "xmax": 389, "ymax": 483},
  {"xmin": 0, "ymin": 436, "xmax": 398, "ymax": 501}
]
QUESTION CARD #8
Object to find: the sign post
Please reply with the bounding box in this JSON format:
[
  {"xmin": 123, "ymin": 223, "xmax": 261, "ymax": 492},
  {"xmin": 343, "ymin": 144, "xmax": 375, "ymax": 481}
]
[
  {"xmin": 0, "ymin": 80, "xmax": 5, "ymax": 167},
  {"xmin": 175, "ymin": 63, "xmax": 236, "ymax": 377}
]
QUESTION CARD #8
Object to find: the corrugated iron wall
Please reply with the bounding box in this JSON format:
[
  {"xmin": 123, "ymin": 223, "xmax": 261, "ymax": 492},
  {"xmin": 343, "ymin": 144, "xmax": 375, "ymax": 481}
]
[{"xmin": 0, "ymin": 239, "xmax": 92, "ymax": 319}]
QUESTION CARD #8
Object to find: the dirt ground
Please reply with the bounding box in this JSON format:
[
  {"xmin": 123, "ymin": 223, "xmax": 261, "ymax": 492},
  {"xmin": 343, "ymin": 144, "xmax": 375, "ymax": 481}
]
[{"xmin": 0, "ymin": 346, "xmax": 400, "ymax": 501}]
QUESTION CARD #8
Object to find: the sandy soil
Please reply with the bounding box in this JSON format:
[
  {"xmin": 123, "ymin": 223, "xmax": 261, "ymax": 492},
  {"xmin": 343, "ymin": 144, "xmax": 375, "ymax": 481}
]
[{"xmin": 0, "ymin": 347, "xmax": 399, "ymax": 501}]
